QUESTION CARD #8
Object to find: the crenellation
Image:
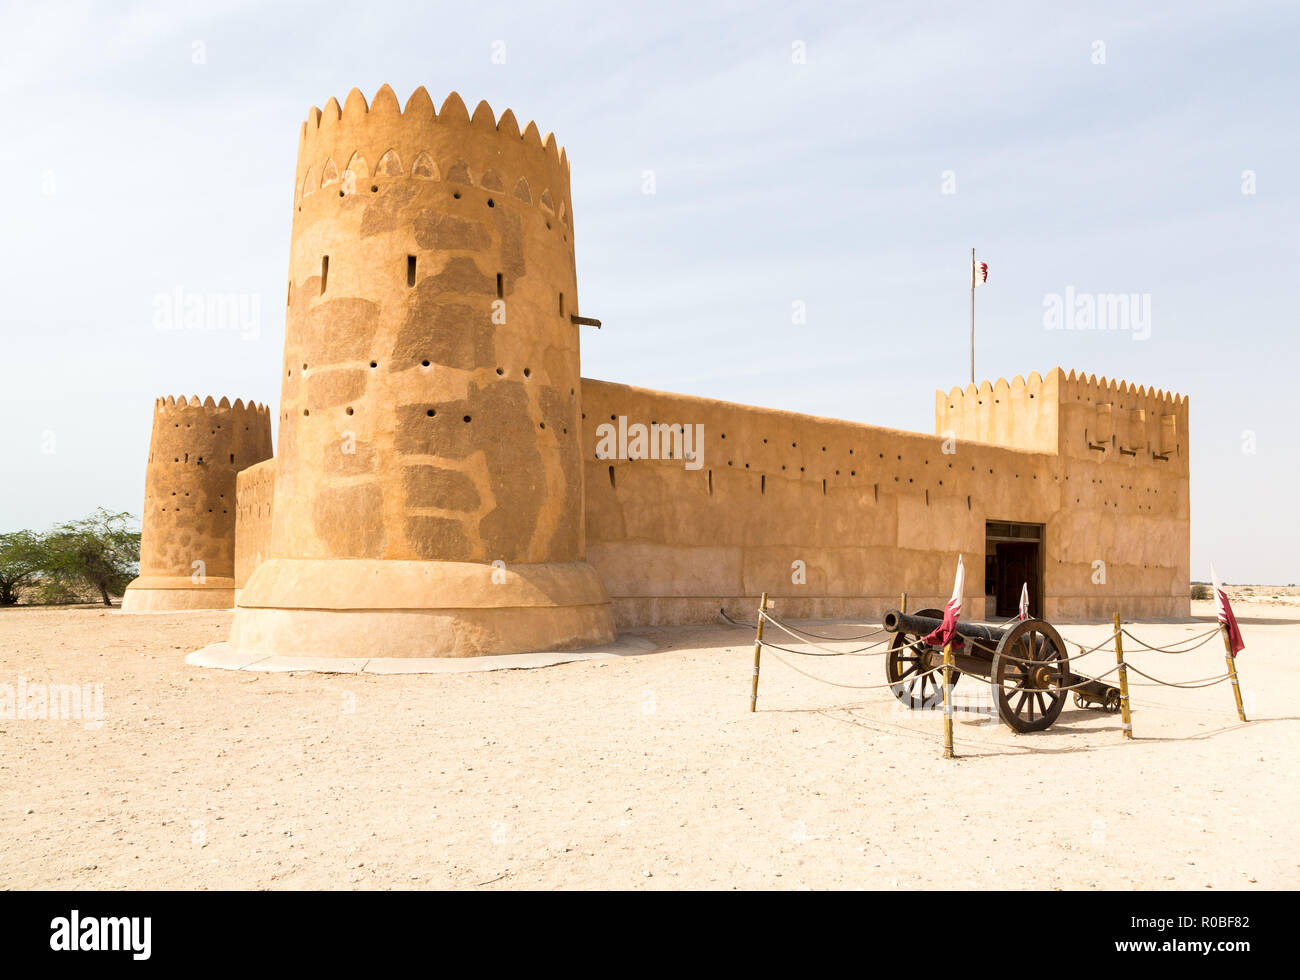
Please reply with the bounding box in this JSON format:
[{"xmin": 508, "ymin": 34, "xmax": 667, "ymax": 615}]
[{"xmin": 295, "ymin": 88, "xmax": 572, "ymax": 234}]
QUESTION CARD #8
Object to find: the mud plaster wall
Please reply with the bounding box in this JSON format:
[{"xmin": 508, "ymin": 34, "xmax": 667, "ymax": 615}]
[
  {"xmin": 234, "ymin": 458, "xmax": 276, "ymax": 589},
  {"xmin": 231, "ymin": 371, "xmax": 1189, "ymax": 624},
  {"xmin": 270, "ymin": 87, "xmax": 586, "ymax": 567},
  {"xmin": 140, "ymin": 397, "xmax": 272, "ymax": 581},
  {"xmin": 1047, "ymin": 371, "xmax": 1189, "ymax": 619},
  {"xmin": 581, "ymin": 369, "xmax": 1189, "ymax": 627}
]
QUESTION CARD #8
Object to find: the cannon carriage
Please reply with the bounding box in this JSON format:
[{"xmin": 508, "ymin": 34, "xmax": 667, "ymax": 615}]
[{"xmin": 881, "ymin": 608, "xmax": 1120, "ymax": 732}]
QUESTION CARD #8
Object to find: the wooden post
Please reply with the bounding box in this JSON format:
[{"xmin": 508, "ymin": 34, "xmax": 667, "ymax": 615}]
[
  {"xmin": 1114, "ymin": 612, "xmax": 1133, "ymax": 740},
  {"xmin": 749, "ymin": 593, "xmax": 769, "ymax": 713},
  {"xmin": 941, "ymin": 640, "xmax": 955, "ymax": 759},
  {"xmin": 1222, "ymin": 626, "xmax": 1247, "ymax": 722},
  {"xmin": 900, "ymin": 591, "xmax": 907, "ymax": 614}
]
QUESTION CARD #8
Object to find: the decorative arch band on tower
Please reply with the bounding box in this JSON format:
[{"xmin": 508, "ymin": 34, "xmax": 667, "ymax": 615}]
[{"xmin": 294, "ymin": 87, "xmax": 572, "ymax": 234}]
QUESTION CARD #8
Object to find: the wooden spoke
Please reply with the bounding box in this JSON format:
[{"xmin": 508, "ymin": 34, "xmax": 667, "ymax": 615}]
[
  {"xmin": 885, "ymin": 610, "xmax": 959, "ymax": 711},
  {"xmin": 992, "ymin": 619, "xmax": 1068, "ymax": 733}
]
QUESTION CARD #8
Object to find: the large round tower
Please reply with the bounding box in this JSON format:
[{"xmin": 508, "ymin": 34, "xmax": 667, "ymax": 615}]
[
  {"xmin": 229, "ymin": 85, "xmax": 614, "ymax": 657},
  {"xmin": 122, "ymin": 395, "xmax": 273, "ymax": 611}
]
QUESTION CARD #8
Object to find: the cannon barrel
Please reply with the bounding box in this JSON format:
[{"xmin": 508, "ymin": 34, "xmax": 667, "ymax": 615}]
[{"xmin": 881, "ymin": 608, "xmax": 1009, "ymax": 645}]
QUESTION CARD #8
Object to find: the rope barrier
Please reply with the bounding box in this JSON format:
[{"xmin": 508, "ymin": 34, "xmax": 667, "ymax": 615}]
[
  {"xmin": 759, "ymin": 611, "xmax": 892, "ymax": 656},
  {"xmin": 726, "ymin": 607, "xmax": 1215, "ymax": 663},
  {"xmin": 1125, "ymin": 676, "xmax": 1231, "ymax": 689},
  {"xmin": 759, "ymin": 638, "xmax": 885, "ymax": 658},
  {"xmin": 736, "ymin": 599, "xmax": 1239, "ymax": 716},
  {"xmin": 963, "ymin": 630, "xmax": 1120, "ymax": 667},
  {"xmin": 719, "ymin": 607, "xmax": 887, "ymax": 641},
  {"xmin": 761, "ymin": 619, "xmax": 886, "ymax": 641},
  {"xmin": 1054, "ymin": 631, "xmax": 1122, "ymax": 659},
  {"xmin": 1119, "ymin": 626, "xmax": 1222, "ymax": 654},
  {"xmin": 1122, "ymin": 664, "xmax": 1234, "ymax": 689},
  {"xmin": 759, "ymin": 631, "xmax": 926, "ymax": 660},
  {"xmin": 739, "ymin": 587, "xmax": 1250, "ymax": 760},
  {"xmin": 939, "ymin": 661, "xmax": 1126, "ymax": 692},
  {"xmin": 762, "ymin": 649, "xmax": 948, "ymax": 691},
  {"xmin": 760, "ymin": 625, "xmax": 1125, "ymax": 694}
]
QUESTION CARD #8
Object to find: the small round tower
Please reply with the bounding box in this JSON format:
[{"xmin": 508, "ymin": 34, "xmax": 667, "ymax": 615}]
[
  {"xmin": 230, "ymin": 86, "xmax": 614, "ymax": 657},
  {"xmin": 122, "ymin": 395, "xmax": 273, "ymax": 611}
]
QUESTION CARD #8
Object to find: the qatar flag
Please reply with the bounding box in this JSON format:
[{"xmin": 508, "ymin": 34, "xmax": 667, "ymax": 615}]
[
  {"xmin": 1211, "ymin": 564, "xmax": 1245, "ymax": 656},
  {"xmin": 1018, "ymin": 582, "xmax": 1030, "ymax": 621},
  {"xmin": 973, "ymin": 259, "xmax": 988, "ymax": 286},
  {"xmin": 923, "ymin": 555, "xmax": 965, "ymax": 649}
]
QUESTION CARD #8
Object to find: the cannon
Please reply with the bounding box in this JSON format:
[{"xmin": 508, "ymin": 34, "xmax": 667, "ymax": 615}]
[{"xmin": 881, "ymin": 608, "xmax": 1120, "ymax": 733}]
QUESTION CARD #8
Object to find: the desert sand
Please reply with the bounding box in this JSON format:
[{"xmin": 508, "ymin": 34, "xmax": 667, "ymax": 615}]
[{"xmin": 1, "ymin": 599, "xmax": 1296, "ymax": 890}]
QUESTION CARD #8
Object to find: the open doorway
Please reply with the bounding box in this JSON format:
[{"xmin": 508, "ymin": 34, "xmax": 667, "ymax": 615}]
[{"xmin": 985, "ymin": 521, "xmax": 1044, "ymax": 619}]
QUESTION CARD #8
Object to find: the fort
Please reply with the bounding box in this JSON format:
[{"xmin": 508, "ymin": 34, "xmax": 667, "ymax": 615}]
[{"xmin": 121, "ymin": 85, "xmax": 1191, "ymax": 656}]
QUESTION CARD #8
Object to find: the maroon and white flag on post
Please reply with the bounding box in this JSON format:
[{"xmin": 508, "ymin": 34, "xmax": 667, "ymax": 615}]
[
  {"xmin": 1018, "ymin": 582, "xmax": 1030, "ymax": 621},
  {"xmin": 973, "ymin": 259, "xmax": 988, "ymax": 286},
  {"xmin": 1211, "ymin": 564, "xmax": 1245, "ymax": 656},
  {"xmin": 923, "ymin": 555, "xmax": 965, "ymax": 649}
]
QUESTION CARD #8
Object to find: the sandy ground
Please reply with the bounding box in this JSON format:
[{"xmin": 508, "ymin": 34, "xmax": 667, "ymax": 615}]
[{"xmin": 1, "ymin": 599, "xmax": 1296, "ymax": 890}]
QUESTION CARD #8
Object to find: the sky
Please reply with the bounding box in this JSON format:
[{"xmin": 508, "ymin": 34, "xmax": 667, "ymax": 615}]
[{"xmin": 1, "ymin": 0, "xmax": 1297, "ymax": 582}]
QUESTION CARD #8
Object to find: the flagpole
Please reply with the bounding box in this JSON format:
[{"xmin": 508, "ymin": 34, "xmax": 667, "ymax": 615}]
[{"xmin": 969, "ymin": 247, "xmax": 975, "ymax": 385}]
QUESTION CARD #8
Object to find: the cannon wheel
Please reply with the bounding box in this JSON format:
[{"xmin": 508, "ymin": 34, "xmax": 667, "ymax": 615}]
[
  {"xmin": 991, "ymin": 619, "xmax": 1068, "ymax": 733},
  {"xmin": 886, "ymin": 607, "xmax": 960, "ymax": 710}
]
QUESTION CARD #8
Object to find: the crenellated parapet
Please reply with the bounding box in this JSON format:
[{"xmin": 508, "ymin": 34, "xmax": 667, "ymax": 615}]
[
  {"xmin": 1055, "ymin": 369, "xmax": 1188, "ymax": 465},
  {"xmin": 295, "ymin": 86, "xmax": 572, "ymax": 232},
  {"xmin": 935, "ymin": 370, "xmax": 1059, "ymax": 454},
  {"xmin": 936, "ymin": 367, "xmax": 1188, "ymax": 468},
  {"xmin": 147, "ymin": 395, "xmax": 273, "ymax": 468},
  {"xmin": 122, "ymin": 395, "xmax": 273, "ymax": 611}
]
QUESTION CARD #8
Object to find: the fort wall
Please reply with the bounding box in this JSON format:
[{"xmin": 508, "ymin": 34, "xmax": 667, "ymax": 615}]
[
  {"xmin": 211, "ymin": 365, "xmax": 1187, "ymax": 630},
  {"xmin": 581, "ymin": 379, "xmax": 1052, "ymax": 625},
  {"xmin": 234, "ymin": 458, "xmax": 276, "ymax": 596},
  {"xmin": 580, "ymin": 369, "xmax": 1189, "ymax": 626}
]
